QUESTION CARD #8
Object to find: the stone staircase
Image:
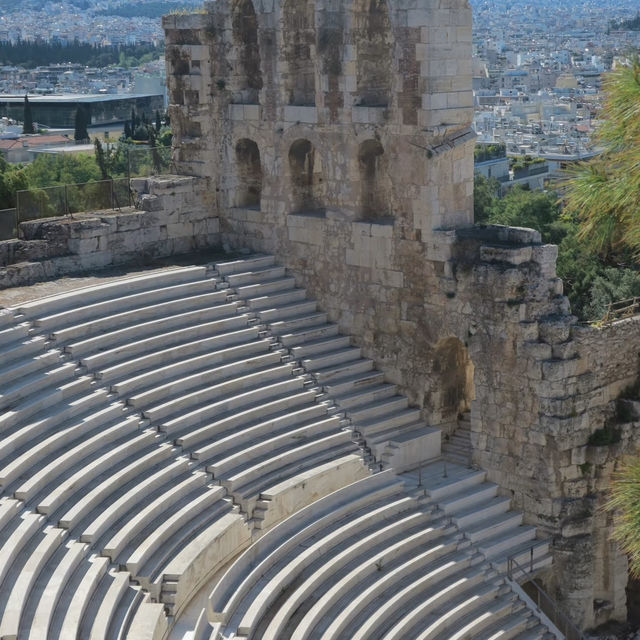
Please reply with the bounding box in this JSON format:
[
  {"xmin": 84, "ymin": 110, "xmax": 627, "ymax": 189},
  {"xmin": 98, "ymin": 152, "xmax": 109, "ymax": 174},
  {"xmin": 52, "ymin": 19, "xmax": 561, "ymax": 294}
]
[
  {"xmin": 0, "ymin": 255, "xmax": 558, "ymax": 639},
  {"xmin": 442, "ymin": 413, "xmax": 473, "ymax": 467}
]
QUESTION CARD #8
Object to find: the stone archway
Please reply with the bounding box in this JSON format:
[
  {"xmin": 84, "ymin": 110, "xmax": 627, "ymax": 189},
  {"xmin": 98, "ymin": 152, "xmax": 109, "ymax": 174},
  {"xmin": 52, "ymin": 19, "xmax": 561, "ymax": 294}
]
[
  {"xmin": 235, "ymin": 138, "xmax": 262, "ymax": 209},
  {"xmin": 433, "ymin": 337, "xmax": 475, "ymax": 423},
  {"xmin": 358, "ymin": 138, "xmax": 390, "ymax": 220},
  {"xmin": 282, "ymin": 0, "xmax": 316, "ymax": 106},
  {"xmin": 231, "ymin": 0, "xmax": 263, "ymax": 104},
  {"xmin": 288, "ymin": 138, "xmax": 322, "ymax": 213}
]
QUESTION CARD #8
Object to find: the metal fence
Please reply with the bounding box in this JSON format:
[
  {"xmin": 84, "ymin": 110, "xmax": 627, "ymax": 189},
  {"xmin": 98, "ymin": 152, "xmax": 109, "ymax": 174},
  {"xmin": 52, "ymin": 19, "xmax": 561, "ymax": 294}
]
[
  {"xmin": 5, "ymin": 145, "xmax": 172, "ymax": 239},
  {"xmin": 0, "ymin": 209, "xmax": 17, "ymax": 241},
  {"xmin": 601, "ymin": 297, "xmax": 640, "ymax": 326}
]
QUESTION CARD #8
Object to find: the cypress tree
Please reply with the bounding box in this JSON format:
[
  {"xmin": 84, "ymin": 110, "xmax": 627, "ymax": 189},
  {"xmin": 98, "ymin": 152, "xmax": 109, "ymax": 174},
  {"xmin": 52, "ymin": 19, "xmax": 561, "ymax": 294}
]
[
  {"xmin": 22, "ymin": 95, "xmax": 34, "ymax": 134},
  {"xmin": 74, "ymin": 106, "xmax": 89, "ymax": 142},
  {"xmin": 155, "ymin": 110, "xmax": 162, "ymax": 133},
  {"xmin": 123, "ymin": 121, "xmax": 132, "ymax": 140}
]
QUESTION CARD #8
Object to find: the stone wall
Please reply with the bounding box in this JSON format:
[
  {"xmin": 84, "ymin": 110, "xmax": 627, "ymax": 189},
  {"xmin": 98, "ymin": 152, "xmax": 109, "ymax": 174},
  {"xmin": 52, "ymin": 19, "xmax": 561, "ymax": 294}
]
[
  {"xmin": 0, "ymin": 175, "xmax": 219, "ymax": 289},
  {"xmin": 156, "ymin": 0, "xmax": 640, "ymax": 631}
]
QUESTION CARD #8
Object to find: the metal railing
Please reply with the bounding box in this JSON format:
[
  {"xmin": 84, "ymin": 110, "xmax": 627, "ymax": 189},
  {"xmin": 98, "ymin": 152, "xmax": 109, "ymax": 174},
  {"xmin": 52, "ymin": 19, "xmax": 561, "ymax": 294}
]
[
  {"xmin": 601, "ymin": 297, "xmax": 640, "ymax": 326},
  {"xmin": 0, "ymin": 208, "xmax": 17, "ymax": 241},
  {"xmin": 15, "ymin": 178, "xmax": 133, "ymax": 226},
  {"xmin": 508, "ymin": 552, "xmax": 584, "ymax": 640}
]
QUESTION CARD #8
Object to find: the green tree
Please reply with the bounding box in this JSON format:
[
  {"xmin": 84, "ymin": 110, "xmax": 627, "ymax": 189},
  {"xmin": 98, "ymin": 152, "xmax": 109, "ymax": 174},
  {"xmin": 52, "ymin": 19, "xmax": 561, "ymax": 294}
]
[
  {"xmin": 74, "ymin": 106, "xmax": 89, "ymax": 142},
  {"xmin": 123, "ymin": 121, "xmax": 132, "ymax": 140},
  {"xmin": 22, "ymin": 95, "xmax": 34, "ymax": 134},
  {"xmin": 473, "ymin": 173, "xmax": 499, "ymax": 224},
  {"xmin": 155, "ymin": 110, "xmax": 162, "ymax": 133},
  {"xmin": 562, "ymin": 60, "xmax": 640, "ymax": 259},
  {"xmin": 94, "ymin": 138, "xmax": 110, "ymax": 180}
]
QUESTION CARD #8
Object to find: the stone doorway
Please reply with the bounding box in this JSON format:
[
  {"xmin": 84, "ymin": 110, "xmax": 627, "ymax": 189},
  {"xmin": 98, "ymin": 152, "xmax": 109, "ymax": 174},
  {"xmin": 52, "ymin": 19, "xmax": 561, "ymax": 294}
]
[{"xmin": 235, "ymin": 139, "xmax": 262, "ymax": 209}]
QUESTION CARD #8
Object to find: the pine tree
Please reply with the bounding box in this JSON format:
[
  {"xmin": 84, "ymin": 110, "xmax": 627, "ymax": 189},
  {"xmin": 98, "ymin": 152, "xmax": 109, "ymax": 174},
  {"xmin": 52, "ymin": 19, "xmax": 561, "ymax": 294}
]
[
  {"xmin": 74, "ymin": 106, "xmax": 89, "ymax": 142},
  {"xmin": 562, "ymin": 60, "xmax": 640, "ymax": 260},
  {"xmin": 22, "ymin": 94, "xmax": 34, "ymax": 134}
]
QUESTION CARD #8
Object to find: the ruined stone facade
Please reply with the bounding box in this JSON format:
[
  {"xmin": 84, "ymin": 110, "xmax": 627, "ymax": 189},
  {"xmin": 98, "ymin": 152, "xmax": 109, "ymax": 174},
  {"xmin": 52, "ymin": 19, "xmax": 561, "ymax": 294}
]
[{"xmin": 160, "ymin": 0, "xmax": 640, "ymax": 631}]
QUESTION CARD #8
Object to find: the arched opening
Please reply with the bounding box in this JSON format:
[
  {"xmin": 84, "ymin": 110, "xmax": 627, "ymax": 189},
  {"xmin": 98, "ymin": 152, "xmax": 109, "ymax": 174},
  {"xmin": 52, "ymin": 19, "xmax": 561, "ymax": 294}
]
[
  {"xmin": 288, "ymin": 139, "xmax": 322, "ymax": 213},
  {"xmin": 433, "ymin": 337, "xmax": 475, "ymax": 423},
  {"xmin": 235, "ymin": 139, "xmax": 262, "ymax": 209},
  {"xmin": 282, "ymin": 0, "xmax": 317, "ymax": 106},
  {"xmin": 353, "ymin": 0, "xmax": 393, "ymax": 107},
  {"xmin": 358, "ymin": 139, "xmax": 390, "ymax": 220},
  {"xmin": 231, "ymin": 0, "xmax": 262, "ymax": 104}
]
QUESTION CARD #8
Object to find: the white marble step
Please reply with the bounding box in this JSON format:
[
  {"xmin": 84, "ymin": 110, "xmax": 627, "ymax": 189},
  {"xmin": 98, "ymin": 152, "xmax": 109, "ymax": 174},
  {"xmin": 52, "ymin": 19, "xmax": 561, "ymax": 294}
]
[
  {"xmin": 51, "ymin": 290, "xmax": 229, "ymax": 344},
  {"xmin": 322, "ymin": 369, "xmax": 385, "ymax": 395},
  {"xmin": 54, "ymin": 555, "xmax": 110, "ymax": 640},
  {"xmin": 34, "ymin": 278, "xmax": 217, "ymax": 332},
  {"xmin": 215, "ymin": 255, "xmax": 275, "ymax": 276},
  {"xmin": 235, "ymin": 277, "xmax": 297, "ymax": 301},
  {"xmin": 279, "ymin": 323, "xmax": 340, "ymax": 347},
  {"xmin": 0, "ymin": 401, "xmax": 129, "ymax": 491},
  {"xmin": 334, "ymin": 384, "xmax": 398, "ymax": 410},
  {"xmin": 0, "ymin": 336, "xmax": 47, "ymax": 370},
  {"xmin": 289, "ymin": 335, "xmax": 351, "ymax": 359},
  {"xmin": 0, "ymin": 309, "xmax": 15, "ymax": 330},
  {"xmin": 79, "ymin": 458, "xmax": 190, "ymax": 545},
  {"xmin": 25, "ymin": 539, "xmax": 88, "ymax": 640},
  {"xmin": 479, "ymin": 526, "xmax": 538, "ymax": 560},
  {"xmin": 49, "ymin": 437, "xmax": 172, "ymax": 527},
  {"xmin": 17, "ymin": 266, "xmax": 209, "ymax": 318},
  {"xmin": 347, "ymin": 396, "xmax": 409, "ymax": 423},
  {"xmin": 302, "ymin": 346, "xmax": 362, "ymax": 371},
  {"xmin": 226, "ymin": 266, "xmax": 286, "ymax": 287},
  {"xmin": 101, "ymin": 473, "xmax": 210, "ymax": 563},
  {"xmin": 80, "ymin": 315, "xmax": 251, "ymax": 372},
  {"xmin": 269, "ymin": 312, "xmax": 329, "ymax": 336},
  {"xmin": 257, "ymin": 300, "xmax": 318, "ymax": 324},
  {"xmin": 0, "ymin": 346, "xmax": 59, "ymax": 391},
  {"xmin": 439, "ymin": 482, "xmax": 499, "ymax": 514},
  {"xmin": 188, "ymin": 403, "xmax": 329, "ymax": 460},
  {"xmin": 450, "ymin": 496, "xmax": 513, "ymax": 530},
  {"xmin": 208, "ymin": 472, "xmax": 404, "ymax": 624},
  {"xmin": 0, "ymin": 513, "xmax": 47, "ymax": 590},
  {"xmin": 120, "ymin": 343, "xmax": 276, "ymax": 407},
  {"xmin": 314, "ymin": 359, "xmax": 375, "ymax": 385},
  {"xmin": 353, "ymin": 407, "xmax": 422, "ymax": 438},
  {"xmin": 84, "ymin": 569, "xmax": 135, "ymax": 640},
  {"xmin": 100, "ymin": 326, "xmax": 260, "ymax": 387},
  {"xmin": 268, "ymin": 520, "xmax": 458, "ymax": 640},
  {"xmin": 247, "ymin": 288, "xmax": 308, "ymax": 310},
  {"xmin": 464, "ymin": 511, "xmax": 524, "ymax": 544},
  {"xmin": 472, "ymin": 609, "xmax": 536, "ymax": 640},
  {"xmin": 350, "ymin": 556, "xmax": 485, "ymax": 640},
  {"xmin": 208, "ymin": 416, "xmax": 341, "ymax": 477},
  {"xmin": 185, "ymin": 389, "xmax": 320, "ymax": 454},
  {"xmin": 160, "ymin": 377, "xmax": 308, "ymax": 436},
  {"xmin": 0, "ymin": 322, "xmax": 30, "ymax": 349},
  {"xmin": 66, "ymin": 302, "xmax": 241, "ymax": 358},
  {"xmin": 0, "ymin": 527, "xmax": 66, "ymax": 639},
  {"xmin": 142, "ymin": 364, "xmax": 295, "ymax": 424}
]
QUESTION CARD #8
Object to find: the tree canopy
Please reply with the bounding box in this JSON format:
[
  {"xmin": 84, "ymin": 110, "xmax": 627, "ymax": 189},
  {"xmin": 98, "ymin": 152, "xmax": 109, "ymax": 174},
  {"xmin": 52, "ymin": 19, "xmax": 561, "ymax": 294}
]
[{"xmin": 562, "ymin": 61, "xmax": 640, "ymax": 261}]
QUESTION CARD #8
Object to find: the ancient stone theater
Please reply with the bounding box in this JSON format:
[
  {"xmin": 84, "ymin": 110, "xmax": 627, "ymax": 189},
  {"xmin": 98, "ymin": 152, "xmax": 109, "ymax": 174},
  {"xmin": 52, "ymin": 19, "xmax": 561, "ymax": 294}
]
[{"xmin": 0, "ymin": 0, "xmax": 638, "ymax": 638}]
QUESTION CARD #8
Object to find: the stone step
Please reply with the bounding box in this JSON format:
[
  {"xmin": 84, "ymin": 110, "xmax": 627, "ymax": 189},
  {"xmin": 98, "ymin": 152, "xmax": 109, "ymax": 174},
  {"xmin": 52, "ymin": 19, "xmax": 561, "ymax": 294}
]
[
  {"xmin": 257, "ymin": 300, "xmax": 319, "ymax": 324},
  {"xmin": 314, "ymin": 359, "xmax": 375, "ymax": 385},
  {"xmin": 279, "ymin": 323, "xmax": 340, "ymax": 347},
  {"xmin": 353, "ymin": 407, "xmax": 422, "ymax": 438},
  {"xmin": 492, "ymin": 539, "xmax": 550, "ymax": 575},
  {"xmin": 302, "ymin": 346, "xmax": 362, "ymax": 372},
  {"xmin": 184, "ymin": 391, "xmax": 324, "ymax": 454},
  {"xmin": 98, "ymin": 326, "xmax": 260, "ymax": 386},
  {"xmin": 66, "ymin": 302, "xmax": 241, "ymax": 358},
  {"xmin": 479, "ymin": 526, "xmax": 538, "ymax": 560},
  {"xmin": 159, "ymin": 377, "xmax": 307, "ymax": 436},
  {"xmin": 225, "ymin": 266, "xmax": 286, "ymax": 287},
  {"xmin": 247, "ymin": 288, "xmax": 308, "ymax": 311},
  {"xmin": 464, "ymin": 511, "xmax": 524, "ymax": 544},
  {"xmin": 141, "ymin": 364, "xmax": 295, "ymax": 423},
  {"xmin": 113, "ymin": 339, "xmax": 274, "ymax": 402},
  {"xmin": 472, "ymin": 609, "xmax": 535, "ymax": 640},
  {"xmin": 215, "ymin": 255, "xmax": 275, "ymax": 276},
  {"xmin": 25, "ymin": 539, "xmax": 88, "ymax": 640},
  {"xmin": 0, "ymin": 336, "xmax": 47, "ymax": 370},
  {"xmin": 80, "ymin": 315, "xmax": 250, "ymax": 372},
  {"xmin": 0, "ymin": 342, "xmax": 55, "ymax": 389},
  {"xmin": 79, "ymin": 459, "xmax": 190, "ymax": 545},
  {"xmin": 0, "ymin": 526, "xmax": 67, "ymax": 640},
  {"xmin": 54, "ymin": 556, "xmax": 111, "ymax": 640},
  {"xmin": 422, "ymin": 465, "xmax": 487, "ymax": 502},
  {"xmin": 0, "ymin": 309, "xmax": 15, "ymax": 330},
  {"xmin": 0, "ymin": 322, "xmax": 30, "ymax": 349},
  {"xmin": 234, "ymin": 277, "xmax": 297, "ymax": 300},
  {"xmin": 348, "ymin": 396, "xmax": 409, "ymax": 423},
  {"xmin": 269, "ymin": 313, "xmax": 329, "ymax": 336},
  {"xmin": 349, "ymin": 556, "xmax": 488, "ymax": 640},
  {"xmin": 450, "ymin": 496, "xmax": 513, "ymax": 530},
  {"xmin": 50, "ymin": 290, "xmax": 229, "ymax": 345},
  {"xmin": 83, "ymin": 569, "xmax": 134, "ymax": 640},
  {"xmin": 18, "ymin": 266, "xmax": 209, "ymax": 319},
  {"xmin": 334, "ymin": 384, "xmax": 398, "ymax": 411},
  {"xmin": 34, "ymin": 278, "xmax": 217, "ymax": 333},
  {"xmin": 0, "ymin": 513, "xmax": 46, "ymax": 589},
  {"xmin": 323, "ymin": 370, "xmax": 386, "ymax": 395},
  {"xmin": 289, "ymin": 335, "xmax": 351, "ymax": 359}
]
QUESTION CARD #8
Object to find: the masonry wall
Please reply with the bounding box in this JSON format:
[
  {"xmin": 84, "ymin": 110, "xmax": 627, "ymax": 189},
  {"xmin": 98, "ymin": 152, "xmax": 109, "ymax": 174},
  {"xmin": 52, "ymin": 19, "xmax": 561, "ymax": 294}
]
[
  {"xmin": 0, "ymin": 176, "xmax": 219, "ymax": 289},
  {"xmin": 163, "ymin": 0, "xmax": 640, "ymax": 631}
]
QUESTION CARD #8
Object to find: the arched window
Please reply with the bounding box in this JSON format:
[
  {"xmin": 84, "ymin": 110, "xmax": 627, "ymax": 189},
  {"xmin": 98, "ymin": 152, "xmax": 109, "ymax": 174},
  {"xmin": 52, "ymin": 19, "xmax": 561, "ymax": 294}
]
[
  {"xmin": 231, "ymin": 0, "xmax": 262, "ymax": 104},
  {"xmin": 235, "ymin": 139, "xmax": 262, "ymax": 209},
  {"xmin": 282, "ymin": 0, "xmax": 316, "ymax": 106},
  {"xmin": 289, "ymin": 139, "xmax": 322, "ymax": 212},
  {"xmin": 353, "ymin": 0, "xmax": 392, "ymax": 107},
  {"xmin": 358, "ymin": 139, "xmax": 390, "ymax": 220}
]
